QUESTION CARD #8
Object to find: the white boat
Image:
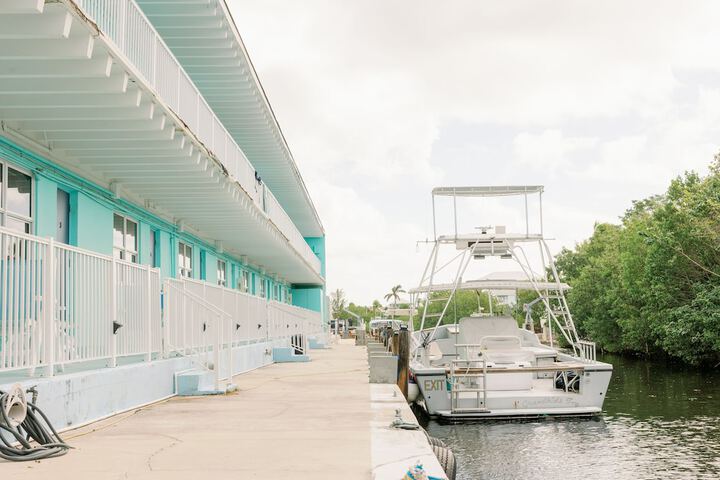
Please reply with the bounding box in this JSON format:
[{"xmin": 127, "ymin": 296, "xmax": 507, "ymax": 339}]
[{"xmin": 409, "ymin": 186, "xmax": 613, "ymax": 420}]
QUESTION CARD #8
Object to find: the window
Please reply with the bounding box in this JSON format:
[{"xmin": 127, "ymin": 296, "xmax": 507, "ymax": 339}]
[
  {"xmin": 217, "ymin": 260, "xmax": 226, "ymax": 287},
  {"xmin": 259, "ymin": 279, "xmax": 266, "ymax": 299},
  {"xmin": 178, "ymin": 242, "xmax": 192, "ymax": 277},
  {"xmin": 113, "ymin": 214, "xmax": 138, "ymax": 262},
  {"xmin": 238, "ymin": 270, "xmax": 249, "ymax": 293},
  {"xmin": 0, "ymin": 163, "xmax": 33, "ymax": 234}
]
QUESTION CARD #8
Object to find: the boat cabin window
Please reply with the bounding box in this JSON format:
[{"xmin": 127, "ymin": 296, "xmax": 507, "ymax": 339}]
[{"xmin": 0, "ymin": 163, "xmax": 33, "ymax": 234}]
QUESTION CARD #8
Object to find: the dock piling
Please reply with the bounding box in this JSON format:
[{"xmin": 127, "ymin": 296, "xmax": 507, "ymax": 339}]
[{"xmin": 397, "ymin": 327, "xmax": 409, "ymax": 399}]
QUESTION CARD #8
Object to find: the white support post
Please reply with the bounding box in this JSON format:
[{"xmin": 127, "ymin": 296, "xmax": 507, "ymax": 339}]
[
  {"xmin": 539, "ymin": 191, "xmax": 544, "ymax": 237},
  {"xmin": 44, "ymin": 238, "xmax": 56, "ymax": 377},
  {"xmin": 110, "ymin": 257, "xmax": 117, "ymax": 368},
  {"xmin": 524, "ymin": 193, "xmax": 529, "ymax": 238},
  {"xmin": 213, "ymin": 313, "xmax": 220, "ymax": 392},
  {"xmin": 226, "ymin": 312, "xmax": 233, "ymax": 380},
  {"xmin": 162, "ymin": 281, "xmax": 169, "ymax": 358},
  {"xmin": 145, "ymin": 266, "xmax": 152, "ymax": 362},
  {"xmin": 453, "ymin": 188, "xmax": 458, "ymax": 239}
]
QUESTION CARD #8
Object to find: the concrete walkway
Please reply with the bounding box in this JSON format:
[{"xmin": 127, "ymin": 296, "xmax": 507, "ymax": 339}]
[{"xmin": 5, "ymin": 340, "xmax": 371, "ymax": 479}]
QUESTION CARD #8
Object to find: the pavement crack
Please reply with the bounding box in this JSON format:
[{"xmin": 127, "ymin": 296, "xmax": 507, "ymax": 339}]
[{"xmin": 146, "ymin": 434, "xmax": 183, "ymax": 471}]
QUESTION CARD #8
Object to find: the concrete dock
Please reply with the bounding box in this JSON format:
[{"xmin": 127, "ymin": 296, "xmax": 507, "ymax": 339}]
[{"xmin": 3, "ymin": 340, "xmax": 445, "ymax": 479}]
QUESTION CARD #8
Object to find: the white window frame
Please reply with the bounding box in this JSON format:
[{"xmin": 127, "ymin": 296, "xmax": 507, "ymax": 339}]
[
  {"xmin": 217, "ymin": 260, "xmax": 226, "ymax": 287},
  {"xmin": 259, "ymin": 278, "xmax": 266, "ymax": 299},
  {"xmin": 0, "ymin": 161, "xmax": 33, "ymax": 234},
  {"xmin": 178, "ymin": 242, "xmax": 193, "ymax": 278},
  {"xmin": 238, "ymin": 270, "xmax": 249, "ymax": 293},
  {"xmin": 113, "ymin": 213, "xmax": 138, "ymax": 263}
]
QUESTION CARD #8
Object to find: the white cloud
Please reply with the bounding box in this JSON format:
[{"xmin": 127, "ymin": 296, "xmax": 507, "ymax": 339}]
[
  {"xmin": 229, "ymin": 0, "xmax": 720, "ymax": 303},
  {"xmin": 513, "ymin": 130, "xmax": 598, "ymax": 170}
]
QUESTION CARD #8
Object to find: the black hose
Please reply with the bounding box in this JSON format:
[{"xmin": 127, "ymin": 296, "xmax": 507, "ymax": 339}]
[{"xmin": 0, "ymin": 389, "xmax": 71, "ymax": 462}]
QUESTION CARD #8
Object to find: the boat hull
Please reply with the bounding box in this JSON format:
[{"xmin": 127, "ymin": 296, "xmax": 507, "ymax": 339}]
[{"xmin": 413, "ymin": 362, "xmax": 613, "ymax": 421}]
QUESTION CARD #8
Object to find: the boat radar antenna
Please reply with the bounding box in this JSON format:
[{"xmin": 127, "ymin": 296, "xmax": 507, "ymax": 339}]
[{"xmin": 411, "ymin": 185, "xmax": 597, "ymax": 363}]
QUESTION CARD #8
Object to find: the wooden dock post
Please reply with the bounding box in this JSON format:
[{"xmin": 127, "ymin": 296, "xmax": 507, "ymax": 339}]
[
  {"xmin": 391, "ymin": 332, "xmax": 399, "ymax": 355},
  {"xmin": 397, "ymin": 326, "xmax": 409, "ymax": 399}
]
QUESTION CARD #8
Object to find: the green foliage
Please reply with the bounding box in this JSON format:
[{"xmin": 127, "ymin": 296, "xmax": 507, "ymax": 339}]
[
  {"xmin": 557, "ymin": 157, "xmax": 720, "ymax": 366},
  {"xmin": 414, "ymin": 290, "xmax": 500, "ymax": 330}
]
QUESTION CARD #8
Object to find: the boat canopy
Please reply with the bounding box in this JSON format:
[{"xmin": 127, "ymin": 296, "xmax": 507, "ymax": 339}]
[
  {"xmin": 410, "ymin": 278, "xmax": 570, "ymax": 294},
  {"xmin": 432, "ymin": 185, "xmax": 544, "ymax": 197}
]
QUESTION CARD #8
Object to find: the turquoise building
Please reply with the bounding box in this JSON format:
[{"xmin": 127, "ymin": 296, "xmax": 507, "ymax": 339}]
[{"xmin": 0, "ymin": 0, "xmax": 327, "ymax": 424}]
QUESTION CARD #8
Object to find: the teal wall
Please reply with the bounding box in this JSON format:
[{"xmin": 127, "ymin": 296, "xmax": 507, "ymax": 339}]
[
  {"xmin": 35, "ymin": 175, "xmax": 57, "ymax": 239},
  {"xmin": 291, "ymin": 287, "xmax": 323, "ymax": 312},
  {"xmin": 0, "ymin": 136, "xmax": 295, "ymax": 302},
  {"xmin": 293, "ymin": 236, "xmax": 326, "ymax": 315},
  {"xmin": 304, "ymin": 236, "xmax": 326, "ymax": 277},
  {"xmin": 73, "ymin": 192, "xmax": 113, "ymax": 255}
]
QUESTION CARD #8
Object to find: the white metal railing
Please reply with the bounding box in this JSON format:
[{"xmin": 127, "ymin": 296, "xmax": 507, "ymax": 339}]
[
  {"xmin": 0, "ymin": 226, "xmax": 322, "ymax": 377},
  {"xmin": 71, "ymin": 0, "xmax": 321, "ymax": 275},
  {"xmin": 0, "ymin": 226, "xmax": 162, "ymax": 375},
  {"xmin": 577, "ymin": 340, "xmax": 596, "ymax": 362},
  {"xmin": 163, "ymin": 277, "xmax": 322, "ymax": 359},
  {"xmin": 163, "ymin": 278, "xmax": 230, "ymax": 391}
]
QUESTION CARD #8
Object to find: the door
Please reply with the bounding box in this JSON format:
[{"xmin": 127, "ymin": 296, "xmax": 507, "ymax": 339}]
[
  {"xmin": 149, "ymin": 230, "xmax": 156, "ymax": 267},
  {"xmin": 56, "ymin": 190, "xmax": 70, "ymax": 244}
]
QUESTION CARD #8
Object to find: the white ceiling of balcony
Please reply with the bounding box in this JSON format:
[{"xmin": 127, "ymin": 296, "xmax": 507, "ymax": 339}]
[
  {"xmin": 135, "ymin": 0, "xmax": 324, "ymax": 238},
  {"xmin": 0, "ymin": 0, "xmax": 322, "ymax": 285}
]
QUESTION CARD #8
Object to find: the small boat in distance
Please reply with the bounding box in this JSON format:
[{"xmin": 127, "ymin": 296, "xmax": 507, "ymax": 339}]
[{"xmin": 409, "ymin": 186, "xmax": 613, "ymax": 420}]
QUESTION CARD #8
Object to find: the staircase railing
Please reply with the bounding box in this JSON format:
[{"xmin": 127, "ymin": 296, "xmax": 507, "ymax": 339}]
[{"xmin": 163, "ymin": 278, "xmax": 233, "ymax": 391}]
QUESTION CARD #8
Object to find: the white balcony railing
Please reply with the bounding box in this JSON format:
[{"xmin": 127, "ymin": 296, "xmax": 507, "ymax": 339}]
[
  {"xmin": 72, "ymin": 0, "xmax": 321, "ymax": 275},
  {"xmin": 0, "ymin": 226, "xmax": 162, "ymax": 374},
  {"xmin": 0, "ymin": 226, "xmax": 323, "ymax": 377}
]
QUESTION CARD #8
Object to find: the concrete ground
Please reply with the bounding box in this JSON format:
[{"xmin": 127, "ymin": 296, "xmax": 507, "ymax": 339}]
[{"xmin": 4, "ymin": 340, "xmax": 371, "ymax": 479}]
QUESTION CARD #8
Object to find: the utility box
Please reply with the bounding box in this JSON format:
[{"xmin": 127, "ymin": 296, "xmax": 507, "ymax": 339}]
[{"xmin": 369, "ymin": 354, "xmax": 398, "ymax": 383}]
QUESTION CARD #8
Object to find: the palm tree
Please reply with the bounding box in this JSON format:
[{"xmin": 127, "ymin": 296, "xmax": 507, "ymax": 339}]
[
  {"xmin": 330, "ymin": 288, "xmax": 346, "ymax": 332},
  {"xmin": 384, "ymin": 285, "xmax": 406, "ymax": 319},
  {"xmin": 371, "ymin": 300, "xmax": 382, "ymax": 318}
]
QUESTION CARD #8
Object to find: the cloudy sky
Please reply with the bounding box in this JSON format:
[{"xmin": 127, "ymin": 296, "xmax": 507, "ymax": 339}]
[{"xmin": 229, "ymin": 0, "xmax": 720, "ymax": 304}]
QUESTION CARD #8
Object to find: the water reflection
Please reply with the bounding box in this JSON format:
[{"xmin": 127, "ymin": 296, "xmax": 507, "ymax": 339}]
[{"xmin": 422, "ymin": 354, "xmax": 720, "ymax": 479}]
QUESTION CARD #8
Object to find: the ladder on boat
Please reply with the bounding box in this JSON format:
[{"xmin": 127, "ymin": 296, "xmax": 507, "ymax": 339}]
[
  {"xmin": 449, "ymin": 352, "xmax": 490, "ymax": 414},
  {"xmin": 411, "ymin": 229, "xmax": 489, "ymax": 355}
]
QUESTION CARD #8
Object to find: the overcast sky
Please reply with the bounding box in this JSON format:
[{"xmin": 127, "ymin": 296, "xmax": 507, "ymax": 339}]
[{"xmin": 229, "ymin": 1, "xmax": 720, "ymax": 305}]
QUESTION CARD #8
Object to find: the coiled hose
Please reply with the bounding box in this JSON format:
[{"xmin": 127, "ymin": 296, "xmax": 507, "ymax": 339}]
[{"xmin": 0, "ymin": 388, "xmax": 70, "ymax": 461}]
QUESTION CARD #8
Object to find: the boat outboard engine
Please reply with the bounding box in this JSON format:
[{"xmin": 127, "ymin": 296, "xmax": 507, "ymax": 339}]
[{"xmin": 554, "ymin": 371, "xmax": 581, "ymax": 393}]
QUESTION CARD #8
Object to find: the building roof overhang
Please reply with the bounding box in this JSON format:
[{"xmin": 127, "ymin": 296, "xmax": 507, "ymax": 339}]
[
  {"xmin": 0, "ymin": 0, "xmax": 322, "ymax": 285},
  {"xmin": 135, "ymin": 0, "xmax": 324, "ymax": 238}
]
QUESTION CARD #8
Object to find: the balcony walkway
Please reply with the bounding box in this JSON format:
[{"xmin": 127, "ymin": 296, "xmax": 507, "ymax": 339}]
[{"xmin": 4, "ymin": 340, "xmax": 372, "ymax": 479}]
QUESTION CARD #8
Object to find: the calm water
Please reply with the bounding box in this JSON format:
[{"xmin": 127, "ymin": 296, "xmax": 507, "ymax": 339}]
[{"xmin": 421, "ymin": 354, "xmax": 720, "ymax": 479}]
